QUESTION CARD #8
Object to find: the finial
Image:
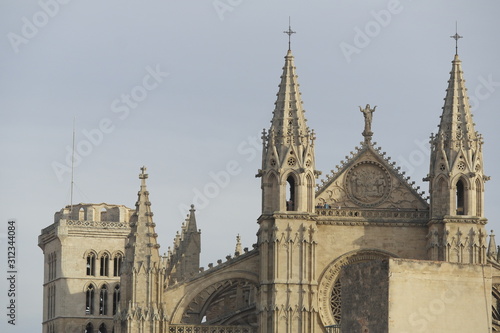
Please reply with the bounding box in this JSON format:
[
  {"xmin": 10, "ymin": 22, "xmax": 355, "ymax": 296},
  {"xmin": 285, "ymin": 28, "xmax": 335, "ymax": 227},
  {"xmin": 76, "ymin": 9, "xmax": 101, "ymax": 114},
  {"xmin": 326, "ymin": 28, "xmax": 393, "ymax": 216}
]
[
  {"xmin": 283, "ymin": 17, "xmax": 296, "ymax": 51},
  {"xmin": 139, "ymin": 165, "xmax": 148, "ymax": 180},
  {"xmin": 235, "ymin": 234, "xmax": 242, "ymax": 256},
  {"xmin": 359, "ymin": 104, "xmax": 376, "ymax": 144},
  {"xmin": 450, "ymin": 21, "xmax": 462, "ymax": 56}
]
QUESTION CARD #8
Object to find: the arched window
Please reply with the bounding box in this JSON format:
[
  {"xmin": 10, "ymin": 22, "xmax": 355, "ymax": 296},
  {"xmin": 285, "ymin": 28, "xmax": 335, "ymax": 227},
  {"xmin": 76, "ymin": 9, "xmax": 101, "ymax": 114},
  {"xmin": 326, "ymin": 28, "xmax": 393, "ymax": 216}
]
[
  {"xmin": 99, "ymin": 285, "xmax": 108, "ymax": 315},
  {"xmin": 85, "ymin": 322, "xmax": 93, "ymax": 333},
  {"xmin": 100, "ymin": 254, "xmax": 109, "ymax": 276},
  {"xmin": 476, "ymin": 178, "xmax": 482, "ymax": 217},
  {"xmin": 113, "ymin": 284, "xmax": 120, "ymax": 315},
  {"xmin": 86, "ymin": 285, "xmax": 95, "ymax": 315},
  {"xmin": 100, "ymin": 208, "xmax": 107, "ymax": 221},
  {"xmin": 456, "ymin": 179, "xmax": 465, "ymax": 215},
  {"xmin": 79, "ymin": 207, "xmax": 85, "ymax": 220},
  {"xmin": 264, "ymin": 173, "xmax": 279, "ymax": 213},
  {"xmin": 86, "ymin": 253, "xmax": 96, "ymax": 276},
  {"xmin": 98, "ymin": 323, "xmax": 107, "ymax": 333},
  {"xmin": 286, "ymin": 175, "xmax": 296, "ymax": 211},
  {"xmin": 113, "ymin": 254, "xmax": 122, "ymax": 277}
]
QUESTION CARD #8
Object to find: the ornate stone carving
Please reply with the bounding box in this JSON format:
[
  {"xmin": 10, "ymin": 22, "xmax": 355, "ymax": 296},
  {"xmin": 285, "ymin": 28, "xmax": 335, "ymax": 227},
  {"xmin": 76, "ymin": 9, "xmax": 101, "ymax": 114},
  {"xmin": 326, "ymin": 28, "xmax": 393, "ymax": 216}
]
[{"xmin": 345, "ymin": 161, "xmax": 391, "ymax": 207}]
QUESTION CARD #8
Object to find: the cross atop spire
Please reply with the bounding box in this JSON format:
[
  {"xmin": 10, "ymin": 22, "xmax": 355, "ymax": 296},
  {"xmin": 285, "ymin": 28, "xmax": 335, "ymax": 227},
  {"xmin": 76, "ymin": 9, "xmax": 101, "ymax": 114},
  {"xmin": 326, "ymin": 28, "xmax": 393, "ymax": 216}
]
[
  {"xmin": 139, "ymin": 166, "xmax": 148, "ymax": 180},
  {"xmin": 283, "ymin": 17, "xmax": 296, "ymax": 51},
  {"xmin": 450, "ymin": 22, "xmax": 463, "ymax": 55}
]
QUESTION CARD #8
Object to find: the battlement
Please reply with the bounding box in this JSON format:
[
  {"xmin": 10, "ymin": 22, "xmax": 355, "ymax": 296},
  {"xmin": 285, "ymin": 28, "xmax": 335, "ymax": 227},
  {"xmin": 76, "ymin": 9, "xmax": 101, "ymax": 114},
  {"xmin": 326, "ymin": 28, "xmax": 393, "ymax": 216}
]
[{"xmin": 54, "ymin": 203, "xmax": 134, "ymax": 223}]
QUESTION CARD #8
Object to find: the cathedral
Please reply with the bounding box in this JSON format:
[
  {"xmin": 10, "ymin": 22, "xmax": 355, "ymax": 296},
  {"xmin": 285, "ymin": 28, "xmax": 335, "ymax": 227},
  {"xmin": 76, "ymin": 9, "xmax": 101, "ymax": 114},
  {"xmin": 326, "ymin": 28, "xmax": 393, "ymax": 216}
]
[{"xmin": 39, "ymin": 36, "xmax": 500, "ymax": 332}]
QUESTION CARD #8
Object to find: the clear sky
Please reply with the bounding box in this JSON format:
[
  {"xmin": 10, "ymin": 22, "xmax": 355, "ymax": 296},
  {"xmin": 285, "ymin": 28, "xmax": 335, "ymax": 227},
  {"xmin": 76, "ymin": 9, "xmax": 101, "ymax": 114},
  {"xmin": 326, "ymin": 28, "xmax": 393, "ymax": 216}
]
[{"xmin": 1, "ymin": 0, "xmax": 500, "ymax": 331}]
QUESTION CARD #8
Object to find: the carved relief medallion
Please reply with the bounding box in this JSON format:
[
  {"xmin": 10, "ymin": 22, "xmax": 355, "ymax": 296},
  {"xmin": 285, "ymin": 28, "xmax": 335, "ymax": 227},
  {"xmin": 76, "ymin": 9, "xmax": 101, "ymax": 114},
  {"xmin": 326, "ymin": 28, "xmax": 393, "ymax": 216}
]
[{"xmin": 345, "ymin": 161, "xmax": 391, "ymax": 207}]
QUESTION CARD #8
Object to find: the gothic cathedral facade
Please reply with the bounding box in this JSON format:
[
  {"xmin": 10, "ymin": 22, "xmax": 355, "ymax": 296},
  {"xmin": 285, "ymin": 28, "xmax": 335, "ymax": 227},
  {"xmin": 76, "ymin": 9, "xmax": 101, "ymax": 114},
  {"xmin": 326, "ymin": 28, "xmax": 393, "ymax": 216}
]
[{"xmin": 39, "ymin": 45, "xmax": 500, "ymax": 332}]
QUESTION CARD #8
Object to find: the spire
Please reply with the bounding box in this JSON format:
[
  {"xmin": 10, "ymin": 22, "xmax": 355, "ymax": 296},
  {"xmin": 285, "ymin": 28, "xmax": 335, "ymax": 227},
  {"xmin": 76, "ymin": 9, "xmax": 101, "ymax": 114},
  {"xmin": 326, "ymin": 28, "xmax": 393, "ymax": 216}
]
[
  {"xmin": 125, "ymin": 166, "xmax": 161, "ymax": 264},
  {"xmin": 186, "ymin": 204, "xmax": 198, "ymax": 233},
  {"xmin": 427, "ymin": 38, "xmax": 488, "ymax": 221},
  {"xmin": 165, "ymin": 204, "xmax": 201, "ymax": 282},
  {"xmin": 435, "ymin": 51, "xmax": 481, "ymax": 168},
  {"xmin": 118, "ymin": 167, "xmax": 167, "ymax": 331},
  {"xmin": 235, "ymin": 234, "xmax": 242, "ymax": 256},
  {"xmin": 268, "ymin": 49, "xmax": 311, "ymax": 155},
  {"xmin": 257, "ymin": 43, "xmax": 318, "ymax": 214}
]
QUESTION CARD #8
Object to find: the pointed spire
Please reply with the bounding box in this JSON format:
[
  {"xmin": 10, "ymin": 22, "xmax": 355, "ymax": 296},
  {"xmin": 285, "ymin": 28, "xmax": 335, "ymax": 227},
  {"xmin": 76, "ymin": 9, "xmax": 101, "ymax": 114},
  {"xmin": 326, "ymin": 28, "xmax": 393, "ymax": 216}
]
[
  {"xmin": 269, "ymin": 49, "xmax": 310, "ymax": 151},
  {"xmin": 435, "ymin": 50, "xmax": 481, "ymax": 166},
  {"xmin": 488, "ymin": 230, "xmax": 497, "ymax": 259},
  {"xmin": 235, "ymin": 234, "xmax": 242, "ymax": 256},
  {"xmin": 125, "ymin": 166, "xmax": 160, "ymax": 263},
  {"xmin": 258, "ymin": 42, "xmax": 318, "ymax": 214},
  {"xmin": 186, "ymin": 204, "xmax": 198, "ymax": 233}
]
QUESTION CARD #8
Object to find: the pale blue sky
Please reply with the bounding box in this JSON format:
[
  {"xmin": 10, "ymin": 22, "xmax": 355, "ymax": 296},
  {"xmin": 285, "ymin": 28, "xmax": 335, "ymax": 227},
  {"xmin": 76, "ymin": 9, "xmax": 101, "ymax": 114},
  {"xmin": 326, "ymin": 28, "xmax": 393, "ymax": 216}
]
[{"xmin": 1, "ymin": 1, "xmax": 500, "ymax": 331}]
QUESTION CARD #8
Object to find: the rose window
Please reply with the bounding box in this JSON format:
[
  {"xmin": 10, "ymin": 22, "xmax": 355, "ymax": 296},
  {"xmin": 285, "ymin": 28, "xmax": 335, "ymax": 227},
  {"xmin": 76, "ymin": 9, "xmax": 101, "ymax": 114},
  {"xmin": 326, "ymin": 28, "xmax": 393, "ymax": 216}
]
[{"xmin": 330, "ymin": 279, "xmax": 342, "ymax": 324}]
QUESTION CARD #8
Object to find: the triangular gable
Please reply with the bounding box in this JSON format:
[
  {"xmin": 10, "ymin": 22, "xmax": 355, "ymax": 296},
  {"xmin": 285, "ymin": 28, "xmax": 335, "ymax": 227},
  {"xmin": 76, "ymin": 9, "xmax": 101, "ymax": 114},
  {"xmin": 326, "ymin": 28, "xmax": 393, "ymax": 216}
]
[{"xmin": 316, "ymin": 143, "xmax": 428, "ymax": 210}]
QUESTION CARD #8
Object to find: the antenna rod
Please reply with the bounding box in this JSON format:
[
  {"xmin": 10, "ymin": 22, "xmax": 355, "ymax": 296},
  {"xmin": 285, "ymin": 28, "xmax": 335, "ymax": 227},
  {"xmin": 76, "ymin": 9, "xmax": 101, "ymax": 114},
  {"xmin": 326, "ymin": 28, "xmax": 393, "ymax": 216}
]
[{"xmin": 70, "ymin": 116, "xmax": 75, "ymax": 214}]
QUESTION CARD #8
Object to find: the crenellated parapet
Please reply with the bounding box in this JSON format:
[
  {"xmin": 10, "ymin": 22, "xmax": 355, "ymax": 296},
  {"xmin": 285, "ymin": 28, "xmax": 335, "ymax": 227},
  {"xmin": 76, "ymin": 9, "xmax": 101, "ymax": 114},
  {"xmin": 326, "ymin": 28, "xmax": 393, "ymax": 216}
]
[{"xmin": 54, "ymin": 203, "xmax": 134, "ymax": 223}]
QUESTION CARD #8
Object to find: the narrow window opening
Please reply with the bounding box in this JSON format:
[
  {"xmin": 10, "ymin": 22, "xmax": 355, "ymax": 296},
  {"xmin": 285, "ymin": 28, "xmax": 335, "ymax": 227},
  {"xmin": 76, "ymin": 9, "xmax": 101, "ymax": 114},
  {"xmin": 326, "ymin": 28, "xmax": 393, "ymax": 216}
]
[
  {"xmin": 113, "ymin": 284, "xmax": 120, "ymax": 315},
  {"xmin": 100, "ymin": 254, "xmax": 109, "ymax": 276},
  {"xmin": 99, "ymin": 285, "xmax": 108, "ymax": 315},
  {"xmin": 87, "ymin": 253, "xmax": 95, "ymax": 276},
  {"xmin": 100, "ymin": 208, "xmax": 107, "ymax": 221},
  {"xmin": 286, "ymin": 175, "xmax": 296, "ymax": 211},
  {"xmin": 99, "ymin": 323, "xmax": 107, "ymax": 333},
  {"xmin": 113, "ymin": 254, "xmax": 122, "ymax": 277},
  {"xmin": 86, "ymin": 285, "xmax": 95, "ymax": 315},
  {"xmin": 85, "ymin": 323, "xmax": 93, "ymax": 333},
  {"xmin": 456, "ymin": 180, "xmax": 465, "ymax": 215}
]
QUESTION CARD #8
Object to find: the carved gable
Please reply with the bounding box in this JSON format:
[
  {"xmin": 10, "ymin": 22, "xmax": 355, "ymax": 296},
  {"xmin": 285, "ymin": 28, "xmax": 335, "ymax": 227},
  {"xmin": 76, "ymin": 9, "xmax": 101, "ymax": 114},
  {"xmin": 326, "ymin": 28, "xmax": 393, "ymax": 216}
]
[{"xmin": 316, "ymin": 144, "xmax": 428, "ymax": 210}]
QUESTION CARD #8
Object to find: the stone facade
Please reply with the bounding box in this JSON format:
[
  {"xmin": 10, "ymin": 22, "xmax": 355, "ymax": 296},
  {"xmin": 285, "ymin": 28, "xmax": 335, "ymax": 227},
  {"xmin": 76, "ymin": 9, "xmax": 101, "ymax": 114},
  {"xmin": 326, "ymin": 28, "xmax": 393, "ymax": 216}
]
[
  {"xmin": 341, "ymin": 259, "xmax": 492, "ymax": 333},
  {"xmin": 39, "ymin": 46, "xmax": 500, "ymax": 333},
  {"xmin": 38, "ymin": 204, "xmax": 133, "ymax": 333}
]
